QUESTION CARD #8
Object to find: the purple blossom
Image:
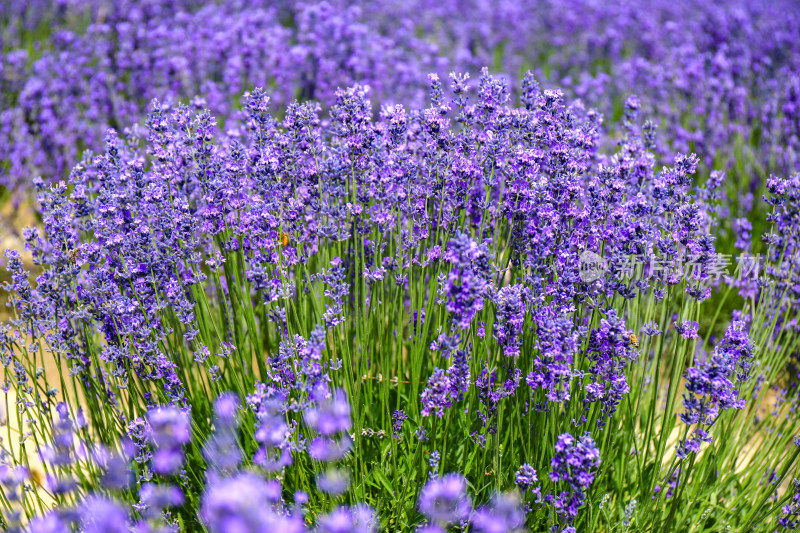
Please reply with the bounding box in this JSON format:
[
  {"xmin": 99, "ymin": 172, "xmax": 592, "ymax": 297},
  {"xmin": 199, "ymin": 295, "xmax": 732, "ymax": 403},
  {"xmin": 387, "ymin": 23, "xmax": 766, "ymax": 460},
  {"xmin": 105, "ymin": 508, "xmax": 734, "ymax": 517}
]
[
  {"xmin": 447, "ymin": 350, "xmax": 470, "ymax": 403},
  {"xmin": 583, "ymin": 310, "xmax": 638, "ymax": 426},
  {"xmin": 204, "ymin": 394, "xmax": 243, "ymax": 476},
  {"xmin": 442, "ymin": 233, "xmax": 494, "ymax": 330},
  {"xmin": 476, "ymin": 364, "xmax": 522, "ymax": 433},
  {"xmin": 514, "ymin": 464, "xmax": 538, "ymax": 492},
  {"xmin": 135, "ymin": 482, "xmax": 185, "ymax": 519},
  {"xmin": 28, "ymin": 513, "xmax": 70, "ymax": 533},
  {"xmin": 421, "ymin": 368, "xmax": 452, "ymax": 418},
  {"xmin": 678, "ymin": 319, "xmax": 755, "ymax": 457},
  {"xmin": 78, "ymin": 496, "xmax": 131, "ymax": 533},
  {"xmin": 548, "ymin": 433, "xmax": 601, "ymax": 527},
  {"xmin": 493, "ymin": 285, "xmax": 528, "ymax": 357},
  {"xmin": 316, "ymin": 504, "xmax": 377, "ymax": 533},
  {"xmin": 527, "ymin": 306, "xmax": 578, "ymax": 404},
  {"xmin": 308, "ymin": 436, "xmax": 352, "ymax": 463},
  {"xmin": 675, "ymin": 320, "xmax": 700, "ymax": 339},
  {"xmin": 392, "ymin": 410, "xmax": 408, "ymax": 439},
  {"xmin": 200, "ymin": 473, "xmax": 305, "ymax": 533},
  {"xmin": 469, "ymin": 492, "xmax": 527, "ymax": 533},
  {"xmin": 428, "ymin": 451, "xmax": 441, "ymax": 479},
  {"xmin": 417, "ymin": 473, "xmax": 472, "ymax": 525},
  {"xmin": 147, "ymin": 407, "xmax": 192, "ymax": 476},
  {"xmin": 779, "ymin": 479, "xmax": 800, "ymax": 530},
  {"xmin": 305, "ymin": 388, "xmax": 352, "ymax": 437},
  {"xmin": 248, "ymin": 385, "xmax": 294, "ymax": 471}
]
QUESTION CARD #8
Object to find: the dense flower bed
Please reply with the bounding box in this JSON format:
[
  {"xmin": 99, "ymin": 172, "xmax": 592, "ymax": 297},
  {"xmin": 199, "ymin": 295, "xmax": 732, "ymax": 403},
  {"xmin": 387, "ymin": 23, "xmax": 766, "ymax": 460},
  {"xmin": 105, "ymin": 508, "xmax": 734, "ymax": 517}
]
[
  {"xmin": 1, "ymin": 2, "xmax": 800, "ymax": 532},
  {"xmin": 2, "ymin": 1, "xmax": 800, "ymax": 196}
]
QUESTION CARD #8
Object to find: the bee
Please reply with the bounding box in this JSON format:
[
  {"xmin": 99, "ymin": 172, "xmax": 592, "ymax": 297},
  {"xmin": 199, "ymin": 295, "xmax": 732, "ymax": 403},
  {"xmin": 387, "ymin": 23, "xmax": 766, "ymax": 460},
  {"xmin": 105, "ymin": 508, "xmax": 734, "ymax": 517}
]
[
  {"xmin": 280, "ymin": 232, "xmax": 289, "ymax": 247},
  {"xmin": 629, "ymin": 333, "xmax": 640, "ymax": 348},
  {"xmin": 30, "ymin": 467, "xmax": 44, "ymax": 487},
  {"xmin": 66, "ymin": 248, "xmax": 80, "ymax": 263}
]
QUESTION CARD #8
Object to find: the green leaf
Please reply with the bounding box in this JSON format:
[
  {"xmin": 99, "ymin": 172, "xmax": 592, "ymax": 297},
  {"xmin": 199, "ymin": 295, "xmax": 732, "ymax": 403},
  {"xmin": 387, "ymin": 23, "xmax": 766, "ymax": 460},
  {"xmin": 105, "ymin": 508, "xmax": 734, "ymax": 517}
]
[{"xmin": 373, "ymin": 468, "xmax": 395, "ymax": 498}]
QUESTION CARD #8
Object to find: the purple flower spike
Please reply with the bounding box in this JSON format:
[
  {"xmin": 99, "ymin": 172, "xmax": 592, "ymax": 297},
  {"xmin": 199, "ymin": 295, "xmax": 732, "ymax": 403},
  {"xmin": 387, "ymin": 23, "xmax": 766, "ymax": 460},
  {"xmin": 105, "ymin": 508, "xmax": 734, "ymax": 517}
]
[
  {"xmin": 515, "ymin": 464, "xmax": 538, "ymax": 492},
  {"xmin": 470, "ymin": 492, "xmax": 527, "ymax": 533},
  {"xmin": 200, "ymin": 473, "xmax": 305, "ymax": 533},
  {"xmin": 677, "ymin": 319, "xmax": 755, "ymax": 458},
  {"xmin": 316, "ymin": 504, "xmax": 377, "ymax": 533},
  {"xmin": 442, "ymin": 233, "xmax": 494, "ymax": 330},
  {"xmin": 548, "ymin": 433, "xmax": 601, "ymax": 527},
  {"xmin": 147, "ymin": 407, "xmax": 192, "ymax": 476},
  {"xmin": 305, "ymin": 388, "xmax": 352, "ymax": 437},
  {"xmin": 78, "ymin": 496, "xmax": 130, "ymax": 533},
  {"xmin": 417, "ymin": 473, "xmax": 472, "ymax": 525}
]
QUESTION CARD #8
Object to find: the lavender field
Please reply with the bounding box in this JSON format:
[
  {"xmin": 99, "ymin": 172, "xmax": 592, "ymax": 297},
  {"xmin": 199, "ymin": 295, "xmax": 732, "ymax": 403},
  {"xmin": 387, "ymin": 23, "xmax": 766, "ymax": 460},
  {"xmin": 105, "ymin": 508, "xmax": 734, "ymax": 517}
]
[{"xmin": 1, "ymin": 1, "xmax": 799, "ymax": 531}]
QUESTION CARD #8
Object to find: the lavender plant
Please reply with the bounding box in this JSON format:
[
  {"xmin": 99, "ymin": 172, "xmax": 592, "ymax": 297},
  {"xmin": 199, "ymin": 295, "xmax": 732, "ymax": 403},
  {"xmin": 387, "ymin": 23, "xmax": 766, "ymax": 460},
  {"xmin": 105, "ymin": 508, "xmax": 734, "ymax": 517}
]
[{"xmin": 1, "ymin": 65, "xmax": 799, "ymax": 532}]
